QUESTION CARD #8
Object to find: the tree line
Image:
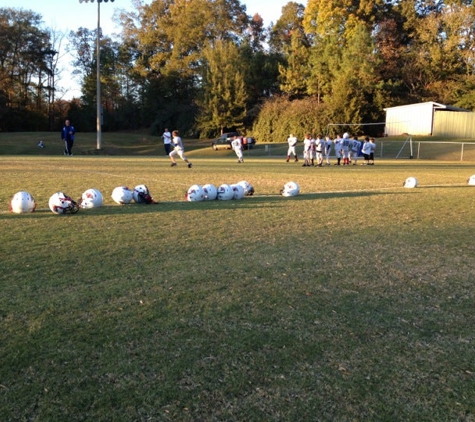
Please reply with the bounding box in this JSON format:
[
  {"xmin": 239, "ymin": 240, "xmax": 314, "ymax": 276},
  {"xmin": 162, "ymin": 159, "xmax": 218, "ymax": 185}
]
[{"xmin": 1, "ymin": 1, "xmax": 475, "ymax": 140}]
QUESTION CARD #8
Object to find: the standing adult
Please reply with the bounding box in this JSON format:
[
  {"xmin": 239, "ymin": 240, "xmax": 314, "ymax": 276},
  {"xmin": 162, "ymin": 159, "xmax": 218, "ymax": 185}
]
[
  {"xmin": 162, "ymin": 128, "xmax": 172, "ymax": 156},
  {"xmin": 231, "ymin": 136, "xmax": 244, "ymax": 163},
  {"xmin": 286, "ymin": 134, "xmax": 298, "ymax": 162},
  {"xmin": 169, "ymin": 130, "xmax": 193, "ymax": 168},
  {"xmin": 61, "ymin": 119, "xmax": 75, "ymax": 156}
]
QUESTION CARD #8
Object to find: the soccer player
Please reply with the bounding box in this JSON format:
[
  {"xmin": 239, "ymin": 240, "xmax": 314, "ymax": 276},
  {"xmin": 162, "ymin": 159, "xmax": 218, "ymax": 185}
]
[
  {"xmin": 333, "ymin": 135, "xmax": 343, "ymax": 165},
  {"xmin": 361, "ymin": 137, "xmax": 372, "ymax": 165},
  {"xmin": 324, "ymin": 136, "xmax": 332, "ymax": 165},
  {"xmin": 369, "ymin": 137, "xmax": 376, "ymax": 165},
  {"xmin": 341, "ymin": 133, "xmax": 351, "ymax": 165},
  {"xmin": 302, "ymin": 133, "xmax": 313, "ymax": 166},
  {"xmin": 169, "ymin": 130, "xmax": 192, "ymax": 168},
  {"xmin": 315, "ymin": 134, "xmax": 325, "ymax": 167},
  {"xmin": 231, "ymin": 136, "xmax": 244, "ymax": 163},
  {"xmin": 286, "ymin": 134, "xmax": 298, "ymax": 162},
  {"xmin": 350, "ymin": 136, "xmax": 361, "ymax": 165}
]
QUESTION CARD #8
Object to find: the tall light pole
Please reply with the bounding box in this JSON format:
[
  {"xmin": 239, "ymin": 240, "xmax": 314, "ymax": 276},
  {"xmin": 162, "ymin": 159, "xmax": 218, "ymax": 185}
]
[{"xmin": 78, "ymin": 0, "xmax": 115, "ymax": 150}]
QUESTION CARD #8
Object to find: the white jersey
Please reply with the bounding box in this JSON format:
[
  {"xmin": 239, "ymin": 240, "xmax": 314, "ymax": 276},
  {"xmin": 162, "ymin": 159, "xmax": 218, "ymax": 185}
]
[
  {"xmin": 351, "ymin": 140, "xmax": 361, "ymax": 152},
  {"xmin": 172, "ymin": 136, "xmax": 184, "ymax": 150},
  {"xmin": 303, "ymin": 138, "xmax": 312, "ymax": 152},
  {"xmin": 287, "ymin": 136, "xmax": 298, "ymax": 147},
  {"xmin": 315, "ymin": 137, "xmax": 325, "ymax": 152},
  {"xmin": 362, "ymin": 141, "xmax": 372, "ymax": 155},
  {"xmin": 231, "ymin": 137, "xmax": 242, "ymax": 150}
]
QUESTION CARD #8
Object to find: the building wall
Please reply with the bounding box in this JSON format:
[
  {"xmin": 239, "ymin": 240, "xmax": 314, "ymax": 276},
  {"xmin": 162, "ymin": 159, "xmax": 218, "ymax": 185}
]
[
  {"xmin": 433, "ymin": 111, "xmax": 475, "ymax": 138},
  {"xmin": 385, "ymin": 102, "xmax": 435, "ymax": 136}
]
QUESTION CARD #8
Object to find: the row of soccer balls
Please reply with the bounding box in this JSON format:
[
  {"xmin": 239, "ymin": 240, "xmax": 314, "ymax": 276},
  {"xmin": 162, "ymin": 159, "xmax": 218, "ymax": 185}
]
[{"xmin": 9, "ymin": 181, "xmax": 302, "ymax": 214}]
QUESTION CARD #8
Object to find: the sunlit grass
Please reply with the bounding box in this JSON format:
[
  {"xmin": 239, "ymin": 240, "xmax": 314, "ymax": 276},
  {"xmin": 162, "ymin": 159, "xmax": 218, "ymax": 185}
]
[{"xmin": 1, "ymin": 154, "xmax": 475, "ymax": 421}]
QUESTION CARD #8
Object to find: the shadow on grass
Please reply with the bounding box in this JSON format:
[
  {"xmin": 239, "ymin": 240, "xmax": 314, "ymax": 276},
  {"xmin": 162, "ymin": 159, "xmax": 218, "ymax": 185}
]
[{"xmin": 1, "ymin": 190, "xmax": 405, "ymax": 220}]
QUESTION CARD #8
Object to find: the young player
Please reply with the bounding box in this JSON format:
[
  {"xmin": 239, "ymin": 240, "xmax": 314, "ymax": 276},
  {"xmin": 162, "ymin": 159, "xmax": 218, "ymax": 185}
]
[
  {"xmin": 324, "ymin": 136, "xmax": 332, "ymax": 165},
  {"xmin": 302, "ymin": 133, "xmax": 313, "ymax": 166},
  {"xmin": 361, "ymin": 137, "xmax": 371, "ymax": 165},
  {"xmin": 369, "ymin": 138, "xmax": 376, "ymax": 165},
  {"xmin": 350, "ymin": 136, "xmax": 361, "ymax": 165},
  {"xmin": 231, "ymin": 136, "xmax": 244, "ymax": 163},
  {"xmin": 315, "ymin": 134, "xmax": 325, "ymax": 167},
  {"xmin": 169, "ymin": 130, "xmax": 192, "ymax": 168},
  {"xmin": 341, "ymin": 133, "xmax": 351, "ymax": 165},
  {"xmin": 286, "ymin": 134, "xmax": 298, "ymax": 162},
  {"xmin": 333, "ymin": 135, "xmax": 343, "ymax": 165}
]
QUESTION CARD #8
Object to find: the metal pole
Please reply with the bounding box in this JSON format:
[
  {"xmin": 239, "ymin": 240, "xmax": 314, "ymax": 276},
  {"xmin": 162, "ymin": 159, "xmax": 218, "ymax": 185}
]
[{"xmin": 96, "ymin": 1, "xmax": 102, "ymax": 150}]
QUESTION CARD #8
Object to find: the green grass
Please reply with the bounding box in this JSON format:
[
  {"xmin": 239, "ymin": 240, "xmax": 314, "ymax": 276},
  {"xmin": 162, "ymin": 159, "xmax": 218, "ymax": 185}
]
[{"xmin": 1, "ymin": 139, "xmax": 475, "ymax": 420}]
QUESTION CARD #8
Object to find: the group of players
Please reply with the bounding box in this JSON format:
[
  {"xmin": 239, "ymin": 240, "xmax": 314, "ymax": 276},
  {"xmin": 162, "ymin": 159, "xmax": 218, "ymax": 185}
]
[{"xmin": 287, "ymin": 133, "xmax": 376, "ymax": 167}]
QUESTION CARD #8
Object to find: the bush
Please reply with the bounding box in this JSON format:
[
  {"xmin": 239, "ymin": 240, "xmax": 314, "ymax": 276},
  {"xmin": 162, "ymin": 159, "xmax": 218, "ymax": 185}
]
[{"xmin": 251, "ymin": 96, "xmax": 329, "ymax": 142}]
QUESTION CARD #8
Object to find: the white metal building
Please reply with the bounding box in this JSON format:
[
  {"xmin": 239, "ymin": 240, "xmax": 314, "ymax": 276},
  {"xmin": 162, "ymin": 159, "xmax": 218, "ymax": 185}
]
[{"xmin": 384, "ymin": 102, "xmax": 467, "ymax": 136}]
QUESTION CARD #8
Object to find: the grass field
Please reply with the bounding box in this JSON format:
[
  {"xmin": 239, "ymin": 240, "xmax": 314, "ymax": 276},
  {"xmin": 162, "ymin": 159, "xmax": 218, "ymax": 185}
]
[{"xmin": 1, "ymin": 133, "xmax": 475, "ymax": 421}]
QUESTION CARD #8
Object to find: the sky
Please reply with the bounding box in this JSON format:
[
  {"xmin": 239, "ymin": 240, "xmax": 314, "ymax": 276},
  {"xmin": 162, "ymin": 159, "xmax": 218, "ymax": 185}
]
[{"xmin": 2, "ymin": 0, "xmax": 291, "ymax": 99}]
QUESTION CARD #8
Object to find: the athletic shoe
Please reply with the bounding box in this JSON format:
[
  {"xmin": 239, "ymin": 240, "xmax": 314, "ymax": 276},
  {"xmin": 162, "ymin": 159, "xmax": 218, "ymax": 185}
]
[
  {"xmin": 171, "ymin": 162, "xmax": 177, "ymax": 167},
  {"xmin": 187, "ymin": 163, "xmax": 192, "ymax": 168}
]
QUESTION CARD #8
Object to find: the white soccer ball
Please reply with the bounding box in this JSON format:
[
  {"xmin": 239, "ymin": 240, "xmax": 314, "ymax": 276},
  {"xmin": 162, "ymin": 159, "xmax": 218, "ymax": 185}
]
[
  {"xmin": 281, "ymin": 181, "xmax": 300, "ymax": 197},
  {"xmin": 231, "ymin": 184, "xmax": 245, "ymax": 200},
  {"xmin": 80, "ymin": 188, "xmax": 103, "ymax": 209},
  {"xmin": 186, "ymin": 184, "xmax": 205, "ymax": 202},
  {"xmin": 403, "ymin": 177, "xmax": 418, "ymax": 188},
  {"xmin": 111, "ymin": 186, "xmax": 134, "ymax": 204},
  {"xmin": 468, "ymin": 175, "xmax": 475, "ymax": 186},
  {"xmin": 202, "ymin": 184, "xmax": 217, "ymax": 200},
  {"xmin": 9, "ymin": 191, "xmax": 36, "ymax": 214},
  {"xmin": 133, "ymin": 184, "xmax": 150, "ymax": 203},
  {"xmin": 48, "ymin": 192, "xmax": 79, "ymax": 214},
  {"xmin": 217, "ymin": 183, "xmax": 234, "ymax": 200},
  {"xmin": 237, "ymin": 180, "xmax": 255, "ymax": 196}
]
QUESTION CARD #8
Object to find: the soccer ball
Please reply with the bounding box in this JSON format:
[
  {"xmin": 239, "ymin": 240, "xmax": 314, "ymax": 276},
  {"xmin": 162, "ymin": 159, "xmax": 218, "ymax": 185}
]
[
  {"xmin": 48, "ymin": 192, "xmax": 79, "ymax": 214},
  {"xmin": 186, "ymin": 184, "xmax": 205, "ymax": 202},
  {"xmin": 403, "ymin": 177, "xmax": 418, "ymax": 188},
  {"xmin": 217, "ymin": 184, "xmax": 233, "ymax": 200},
  {"xmin": 202, "ymin": 184, "xmax": 217, "ymax": 200},
  {"xmin": 80, "ymin": 188, "xmax": 103, "ymax": 209},
  {"xmin": 9, "ymin": 191, "xmax": 36, "ymax": 214},
  {"xmin": 231, "ymin": 184, "xmax": 245, "ymax": 200},
  {"xmin": 468, "ymin": 175, "xmax": 475, "ymax": 186},
  {"xmin": 237, "ymin": 180, "xmax": 254, "ymax": 196},
  {"xmin": 280, "ymin": 181, "xmax": 300, "ymax": 197},
  {"xmin": 111, "ymin": 186, "xmax": 134, "ymax": 204}
]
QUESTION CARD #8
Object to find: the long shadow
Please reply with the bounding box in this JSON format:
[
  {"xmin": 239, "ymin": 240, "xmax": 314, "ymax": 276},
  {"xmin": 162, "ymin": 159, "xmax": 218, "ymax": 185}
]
[{"xmin": 0, "ymin": 190, "xmax": 405, "ymax": 220}]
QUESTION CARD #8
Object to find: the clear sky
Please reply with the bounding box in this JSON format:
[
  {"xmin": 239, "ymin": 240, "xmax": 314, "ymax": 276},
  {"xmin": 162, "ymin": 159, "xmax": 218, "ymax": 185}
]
[{"xmin": 1, "ymin": 0, "xmax": 292, "ymax": 98}]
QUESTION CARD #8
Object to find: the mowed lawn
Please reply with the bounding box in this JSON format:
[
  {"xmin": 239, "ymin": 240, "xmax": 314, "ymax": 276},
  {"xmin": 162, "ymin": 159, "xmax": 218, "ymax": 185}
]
[{"xmin": 1, "ymin": 151, "xmax": 475, "ymax": 421}]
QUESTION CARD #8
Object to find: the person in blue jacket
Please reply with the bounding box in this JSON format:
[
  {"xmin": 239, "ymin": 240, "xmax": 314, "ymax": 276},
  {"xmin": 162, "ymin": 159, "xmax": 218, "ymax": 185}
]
[{"xmin": 61, "ymin": 119, "xmax": 75, "ymax": 156}]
